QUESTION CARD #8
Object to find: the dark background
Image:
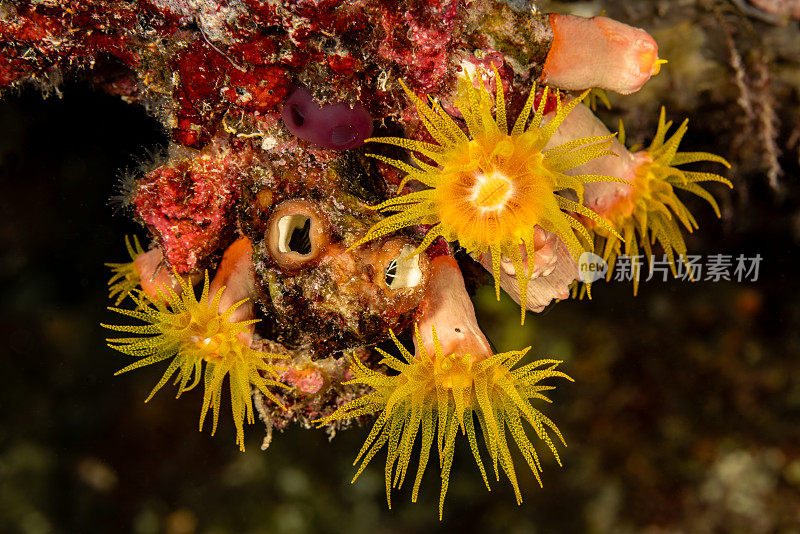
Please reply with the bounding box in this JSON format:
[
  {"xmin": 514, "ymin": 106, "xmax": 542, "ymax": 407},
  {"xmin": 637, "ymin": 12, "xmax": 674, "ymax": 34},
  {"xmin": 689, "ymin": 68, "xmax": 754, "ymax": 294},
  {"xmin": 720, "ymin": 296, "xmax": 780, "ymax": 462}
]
[{"xmin": 2, "ymin": 11, "xmax": 800, "ymax": 532}]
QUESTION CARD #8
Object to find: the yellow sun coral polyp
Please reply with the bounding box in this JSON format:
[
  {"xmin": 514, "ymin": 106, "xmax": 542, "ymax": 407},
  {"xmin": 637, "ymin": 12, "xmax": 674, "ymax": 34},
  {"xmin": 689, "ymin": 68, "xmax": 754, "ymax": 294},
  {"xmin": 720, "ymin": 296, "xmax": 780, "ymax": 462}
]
[
  {"xmin": 315, "ymin": 325, "xmax": 573, "ymax": 519},
  {"xmin": 354, "ymin": 69, "xmax": 621, "ymax": 323},
  {"xmin": 102, "ymin": 271, "xmax": 288, "ymax": 451},
  {"xmin": 593, "ymin": 107, "xmax": 733, "ymax": 294},
  {"xmin": 105, "ymin": 235, "xmax": 145, "ymax": 305}
]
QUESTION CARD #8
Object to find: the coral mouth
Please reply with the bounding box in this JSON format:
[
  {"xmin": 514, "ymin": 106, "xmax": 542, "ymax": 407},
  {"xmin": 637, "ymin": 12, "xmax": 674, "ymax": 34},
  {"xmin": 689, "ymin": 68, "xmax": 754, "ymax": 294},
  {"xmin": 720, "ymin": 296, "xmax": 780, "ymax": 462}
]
[{"xmin": 470, "ymin": 171, "xmax": 513, "ymax": 212}]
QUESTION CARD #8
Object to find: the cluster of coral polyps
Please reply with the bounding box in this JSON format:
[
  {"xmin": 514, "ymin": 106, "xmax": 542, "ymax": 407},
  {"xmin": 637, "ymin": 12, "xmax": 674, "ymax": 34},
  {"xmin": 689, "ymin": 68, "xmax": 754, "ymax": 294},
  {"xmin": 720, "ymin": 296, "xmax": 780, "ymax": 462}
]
[{"xmin": 2, "ymin": 0, "xmax": 732, "ymax": 516}]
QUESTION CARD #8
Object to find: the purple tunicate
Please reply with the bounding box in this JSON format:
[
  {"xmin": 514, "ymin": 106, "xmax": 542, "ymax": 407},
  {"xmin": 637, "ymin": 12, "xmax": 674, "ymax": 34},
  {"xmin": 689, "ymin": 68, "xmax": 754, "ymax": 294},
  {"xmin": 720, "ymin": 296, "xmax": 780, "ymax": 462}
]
[{"xmin": 281, "ymin": 87, "xmax": 374, "ymax": 150}]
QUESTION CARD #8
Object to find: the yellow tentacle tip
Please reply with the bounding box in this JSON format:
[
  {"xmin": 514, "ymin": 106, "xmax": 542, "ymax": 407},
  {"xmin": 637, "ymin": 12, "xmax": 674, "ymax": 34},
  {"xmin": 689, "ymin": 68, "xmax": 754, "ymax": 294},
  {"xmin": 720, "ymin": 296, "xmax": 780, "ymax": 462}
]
[{"xmin": 653, "ymin": 57, "xmax": 668, "ymax": 75}]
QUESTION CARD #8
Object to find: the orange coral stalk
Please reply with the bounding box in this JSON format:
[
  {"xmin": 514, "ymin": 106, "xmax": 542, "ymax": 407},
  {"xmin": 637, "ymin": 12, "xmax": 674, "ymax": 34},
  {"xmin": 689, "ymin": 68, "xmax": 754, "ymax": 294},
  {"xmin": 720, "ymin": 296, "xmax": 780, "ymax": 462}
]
[
  {"xmin": 415, "ymin": 255, "xmax": 493, "ymax": 360},
  {"xmin": 209, "ymin": 237, "xmax": 258, "ymax": 332}
]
